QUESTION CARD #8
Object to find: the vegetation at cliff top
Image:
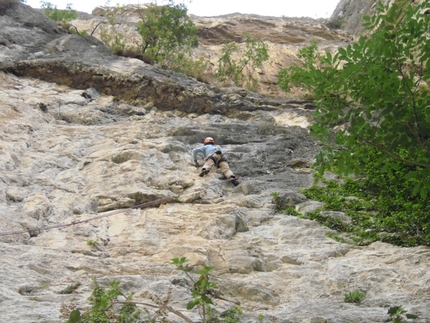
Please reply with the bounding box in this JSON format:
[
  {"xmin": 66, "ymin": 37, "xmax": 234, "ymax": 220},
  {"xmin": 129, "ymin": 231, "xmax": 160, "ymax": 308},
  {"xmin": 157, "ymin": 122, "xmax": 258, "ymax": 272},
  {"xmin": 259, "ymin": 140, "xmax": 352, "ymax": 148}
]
[
  {"xmin": 277, "ymin": 0, "xmax": 430, "ymax": 247},
  {"xmin": 215, "ymin": 33, "xmax": 269, "ymax": 91},
  {"xmin": 40, "ymin": 0, "xmax": 269, "ymax": 90},
  {"xmin": 101, "ymin": 1, "xmax": 268, "ymax": 90},
  {"xmin": 136, "ymin": 1, "xmax": 198, "ymax": 66},
  {"xmin": 40, "ymin": 1, "xmax": 78, "ymax": 23}
]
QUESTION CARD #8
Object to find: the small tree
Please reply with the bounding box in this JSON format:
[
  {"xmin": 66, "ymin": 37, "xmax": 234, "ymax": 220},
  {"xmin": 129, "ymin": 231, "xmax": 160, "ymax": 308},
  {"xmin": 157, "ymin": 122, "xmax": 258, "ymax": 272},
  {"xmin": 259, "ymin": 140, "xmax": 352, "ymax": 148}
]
[
  {"xmin": 98, "ymin": 8, "xmax": 127, "ymax": 55},
  {"xmin": 172, "ymin": 257, "xmax": 242, "ymax": 323},
  {"xmin": 136, "ymin": 1, "xmax": 198, "ymax": 66},
  {"xmin": 216, "ymin": 33, "xmax": 269, "ymax": 90}
]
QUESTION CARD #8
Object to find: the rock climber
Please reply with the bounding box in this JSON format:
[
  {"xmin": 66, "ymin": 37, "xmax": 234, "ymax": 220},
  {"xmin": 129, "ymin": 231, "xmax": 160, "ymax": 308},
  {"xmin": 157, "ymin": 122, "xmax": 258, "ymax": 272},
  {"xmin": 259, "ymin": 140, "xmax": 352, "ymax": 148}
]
[{"xmin": 192, "ymin": 137, "xmax": 239, "ymax": 186}]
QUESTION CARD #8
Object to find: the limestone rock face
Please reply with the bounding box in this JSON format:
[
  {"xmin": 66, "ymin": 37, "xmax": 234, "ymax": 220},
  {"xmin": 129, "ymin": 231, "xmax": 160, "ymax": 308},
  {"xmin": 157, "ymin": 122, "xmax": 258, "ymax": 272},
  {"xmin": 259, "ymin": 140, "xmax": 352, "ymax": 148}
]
[{"xmin": 0, "ymin": 2, "xmax": 429, "ymax": 323}]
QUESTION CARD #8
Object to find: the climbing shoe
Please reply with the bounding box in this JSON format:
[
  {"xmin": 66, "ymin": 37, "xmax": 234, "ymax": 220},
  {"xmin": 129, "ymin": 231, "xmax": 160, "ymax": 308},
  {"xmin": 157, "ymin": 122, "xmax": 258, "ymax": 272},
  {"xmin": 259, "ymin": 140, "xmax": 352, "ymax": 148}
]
[
  {"xmin": 199, "ymin": 168, "xmax": 210, "ymax": 177},
  {"xmin": 229, "ymin": 176, "xmax": 239, "ymax": 186}
]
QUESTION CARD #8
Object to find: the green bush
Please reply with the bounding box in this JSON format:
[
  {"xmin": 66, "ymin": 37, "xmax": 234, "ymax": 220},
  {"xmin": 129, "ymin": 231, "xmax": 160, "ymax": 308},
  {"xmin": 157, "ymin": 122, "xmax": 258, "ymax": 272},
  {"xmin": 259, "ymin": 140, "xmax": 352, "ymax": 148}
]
[
  {"xmin": 279, "ymin": 1, "xmax": 430, "ymax": 195},
  {"xmin": 344, "ymin": 290, "xmax": 365, "ymax": 304},
  {"xmin": 137, "ymin": 1, "xmax": 198, "ymax": 65},
  {"xmin": 96, "ymin": 1, "xmax": 209, "ymax": 78},
  {"xmin": 64, "ymin": 279, "xmax": 140, "ymax": 323},
  {"xmin": 92, "ymin": 7, "xmax": 127, "ymax": 55}
]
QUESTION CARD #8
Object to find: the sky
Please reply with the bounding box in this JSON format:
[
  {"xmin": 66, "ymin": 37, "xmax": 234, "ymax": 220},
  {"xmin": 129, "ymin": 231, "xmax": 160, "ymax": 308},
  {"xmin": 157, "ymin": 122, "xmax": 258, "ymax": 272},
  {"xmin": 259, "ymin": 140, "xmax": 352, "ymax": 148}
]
[{"xmin": 24, "ymin": 0, "xmax": 340, "ymax": 18}]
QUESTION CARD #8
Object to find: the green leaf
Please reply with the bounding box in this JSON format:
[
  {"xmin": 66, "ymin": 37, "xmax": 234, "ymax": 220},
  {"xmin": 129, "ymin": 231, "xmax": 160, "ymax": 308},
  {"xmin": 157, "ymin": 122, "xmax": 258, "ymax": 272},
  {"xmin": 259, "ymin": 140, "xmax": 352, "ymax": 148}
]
[
  {"xmin": 420, "ymin": 187, "xmax": 428, "ymax": 200},
  {"xmin": 67, "ymin": 309, "xmax": 81, "ymax": 323},
  {"xmin": 388, "ymin": 306, "xmax": 404, "ymax": 315},
  {"xmin": 412, "ymin": 183, "xmax": 421, "ymax": 196},
  {"xmin": 186, "ymin": 299, "xmax": 200, "ymax": 310},
  {"xmin": 201, "ymin": 294, "xmax": 213, "ymax": 305}
]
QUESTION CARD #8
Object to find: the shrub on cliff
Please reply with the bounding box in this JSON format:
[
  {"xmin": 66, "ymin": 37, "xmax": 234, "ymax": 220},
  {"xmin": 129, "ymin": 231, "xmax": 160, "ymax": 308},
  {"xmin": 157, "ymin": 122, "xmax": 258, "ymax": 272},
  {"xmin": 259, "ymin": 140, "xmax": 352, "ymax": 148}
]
[
  {"xmin": 137, "ymin": 0, "xmax": 198, "ymax": 66},
  {"xmin": 97, "ymin": 1, "xmax": 206, "ymax": 80},
  {"xmin": 98, "ymin": 7, "xmax": 128, "ymax": 56},
  {"xmin": 215, "ymin": 33, "xmax": 269, "ymax": 91}
]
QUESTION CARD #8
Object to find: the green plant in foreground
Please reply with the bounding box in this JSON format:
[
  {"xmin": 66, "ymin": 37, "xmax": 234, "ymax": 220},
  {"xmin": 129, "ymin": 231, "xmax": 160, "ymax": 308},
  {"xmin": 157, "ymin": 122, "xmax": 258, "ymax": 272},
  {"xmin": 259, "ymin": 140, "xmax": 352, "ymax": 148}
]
[
  {"xmin": 64, "ymin": 257, "xmax": 242, "ymax": 323},
  {"xmin": 279, "ymin": 1, "xmax": 430, "ymax": 189},
  {"xmin": 65, "ymin": 278, "xmax": 140, "ymax": 323},
  {"xmin": 344, "ymin": 290, "xmax": 365, "ymax": 304},
  {"xmin": 172, "ymin": 257, "xmax": 242, "ymax": 323},
  {"xmin": 385, "ymin": 306, "xmax": 419, "ymax": 323},
  {"xmin": 172, "ymin": 257, "xmax": 216, "ymax": 323}
]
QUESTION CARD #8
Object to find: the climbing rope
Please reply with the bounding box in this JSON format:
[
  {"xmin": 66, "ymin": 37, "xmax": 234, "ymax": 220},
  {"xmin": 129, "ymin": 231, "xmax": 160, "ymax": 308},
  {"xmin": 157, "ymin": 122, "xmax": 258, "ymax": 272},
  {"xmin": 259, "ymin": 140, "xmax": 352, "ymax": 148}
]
[{"xmin": 0, "ymin": 175, "xmax": 241, "ymax": 237}]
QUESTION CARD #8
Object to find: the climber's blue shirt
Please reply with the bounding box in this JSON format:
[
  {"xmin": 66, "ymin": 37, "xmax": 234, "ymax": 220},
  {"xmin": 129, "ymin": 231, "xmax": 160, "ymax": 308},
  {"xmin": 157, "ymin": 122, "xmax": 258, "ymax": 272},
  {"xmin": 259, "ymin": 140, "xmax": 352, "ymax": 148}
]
[{"xmin": 193, "ymin": 144, "xmax": 226, "ymax": 161}]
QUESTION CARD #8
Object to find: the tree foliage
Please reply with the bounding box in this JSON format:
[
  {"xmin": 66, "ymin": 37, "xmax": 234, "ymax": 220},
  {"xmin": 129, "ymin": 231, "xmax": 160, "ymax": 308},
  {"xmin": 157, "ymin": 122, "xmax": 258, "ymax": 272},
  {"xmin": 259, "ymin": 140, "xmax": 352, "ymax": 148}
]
[
  {"xmin": 215, "ymin": 33, "xmax": 269, "ymax": 90},
  {"xmin": 278, "ymin": 1, "xmax": 430, "ymax": 193},
  {"xmin": 96, "ymin": 1, "xmax": 206, "ymax": 78},
  {"xmin": 64, "ymin": 278, "xmax": 140, "ymax": 323},
  {"xmin": 277, "ymin": 1, "xmax": 430, "ymax": 246},
  {"xmin": 136, "ymin": 0, "xmax": 198, "ymax": 65}
]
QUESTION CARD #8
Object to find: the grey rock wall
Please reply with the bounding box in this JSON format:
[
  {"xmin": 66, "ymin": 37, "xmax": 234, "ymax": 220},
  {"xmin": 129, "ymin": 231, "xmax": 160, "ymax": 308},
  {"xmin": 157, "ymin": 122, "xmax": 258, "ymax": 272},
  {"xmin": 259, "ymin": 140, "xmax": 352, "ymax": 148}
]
[
  {"xmin": 329, "ymin": 0, "xmax": 428, "ymax": 39},
  {"xmin": 0, "ymin": 2, "xmax": 429, "ymax": 323}
]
